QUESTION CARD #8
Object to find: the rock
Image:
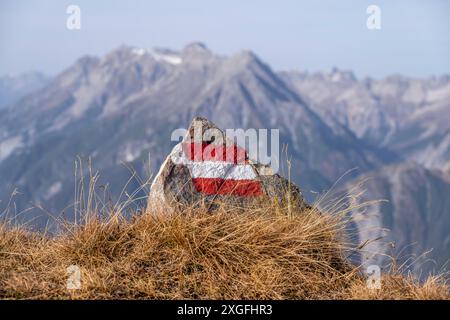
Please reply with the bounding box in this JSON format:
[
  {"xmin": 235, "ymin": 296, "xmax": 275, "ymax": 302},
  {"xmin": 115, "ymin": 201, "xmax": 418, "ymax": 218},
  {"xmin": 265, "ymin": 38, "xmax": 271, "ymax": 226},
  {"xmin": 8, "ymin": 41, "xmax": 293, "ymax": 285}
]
[{"xmin": 147, "ymin": 117, "xmax": 311, "ymax": 213}]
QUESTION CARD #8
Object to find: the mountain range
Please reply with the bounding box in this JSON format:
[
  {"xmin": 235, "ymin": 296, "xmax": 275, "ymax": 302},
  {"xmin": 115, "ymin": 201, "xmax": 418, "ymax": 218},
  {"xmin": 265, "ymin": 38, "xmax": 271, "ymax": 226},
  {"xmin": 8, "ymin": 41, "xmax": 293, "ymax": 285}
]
[{"xmin": 0, "ymin": 43, "xmax": 448, "ymax": 277}]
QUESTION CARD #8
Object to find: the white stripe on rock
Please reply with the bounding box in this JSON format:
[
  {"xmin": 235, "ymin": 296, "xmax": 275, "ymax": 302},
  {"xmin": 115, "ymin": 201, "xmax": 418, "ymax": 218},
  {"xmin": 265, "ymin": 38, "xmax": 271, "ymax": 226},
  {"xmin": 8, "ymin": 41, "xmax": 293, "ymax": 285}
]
[{"xmin": 189, "ymin": 161, "xmax": 257, "ymax": 180}]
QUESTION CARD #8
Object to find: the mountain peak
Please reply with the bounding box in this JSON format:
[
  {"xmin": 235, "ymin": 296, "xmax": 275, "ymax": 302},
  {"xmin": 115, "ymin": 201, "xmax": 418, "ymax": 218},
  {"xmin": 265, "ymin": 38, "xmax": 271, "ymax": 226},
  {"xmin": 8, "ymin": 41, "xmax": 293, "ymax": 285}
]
[
  {"xmin": 180, "ymin": 42, "xmax": 214, "ymax": 65},
  {"xmin": 183, "ymin": 42, "xmax": 209, "ymax": 52},
  {"xmin": 329, "ymin": 67, "xmax": 356, "ymax": 82},
  {"xmin": 226, "ymin": 50, "xmax": 264, "ymax": 71},
  {"xmin": 67, "ymin": 55, "xmax": 99, "ymax": 76},
  {"xmin": 182, "ymin": 42, "xmax": 211, "ymax": 56},
  {"xmin": 75, "ymin": 55, "xmax": 99, "ymax": 67},
  {"xmin": 234, "ymin": 50, "xmax": 259, "ymax": 62}
]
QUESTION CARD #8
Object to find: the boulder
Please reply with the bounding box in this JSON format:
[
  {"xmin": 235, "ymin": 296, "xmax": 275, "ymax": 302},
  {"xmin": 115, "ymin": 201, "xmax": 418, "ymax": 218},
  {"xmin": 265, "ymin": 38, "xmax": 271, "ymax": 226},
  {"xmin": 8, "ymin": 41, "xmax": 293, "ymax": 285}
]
[{"xmin": 147, "ymin": 117, "xmax": 311, "ymax": 213}]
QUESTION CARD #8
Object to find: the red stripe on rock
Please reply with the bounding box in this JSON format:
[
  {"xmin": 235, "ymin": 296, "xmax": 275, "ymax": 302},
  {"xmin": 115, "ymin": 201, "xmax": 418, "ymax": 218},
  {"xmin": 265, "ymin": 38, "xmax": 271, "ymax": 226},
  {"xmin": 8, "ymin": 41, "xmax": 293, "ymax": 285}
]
[
  {"xmin": 192, "ymin": 178, "xmax": 263, "ymax": 196},
  {"xmin": 182, "ymin": 142, "xmax": 248, "ymax": 164}
]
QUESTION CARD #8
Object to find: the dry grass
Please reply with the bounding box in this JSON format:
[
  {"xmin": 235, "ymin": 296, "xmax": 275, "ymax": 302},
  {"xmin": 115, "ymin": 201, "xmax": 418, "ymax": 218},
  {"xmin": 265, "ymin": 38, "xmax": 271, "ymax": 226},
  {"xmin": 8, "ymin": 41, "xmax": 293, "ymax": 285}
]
[
  {"xmin": 0, "ymin": 199, "xmax": 448, "ymax": 300},
  {"xmin": 0, "ymin": 161, "xmax": 447, "ymax": 299}
]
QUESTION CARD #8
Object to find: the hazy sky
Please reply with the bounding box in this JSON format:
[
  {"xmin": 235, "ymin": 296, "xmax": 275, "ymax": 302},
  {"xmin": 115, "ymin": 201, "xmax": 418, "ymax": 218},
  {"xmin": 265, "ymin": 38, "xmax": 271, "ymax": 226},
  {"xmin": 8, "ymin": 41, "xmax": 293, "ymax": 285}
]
[{"xmin": 1, "ymin": 0, "xmax": 449, "ymax": 78}]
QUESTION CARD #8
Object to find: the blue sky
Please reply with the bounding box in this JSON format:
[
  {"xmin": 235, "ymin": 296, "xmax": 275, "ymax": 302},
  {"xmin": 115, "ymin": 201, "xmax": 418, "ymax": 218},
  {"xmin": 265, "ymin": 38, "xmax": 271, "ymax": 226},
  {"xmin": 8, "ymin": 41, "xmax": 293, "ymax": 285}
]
[{"xmin": 1, "ymin": 0, "xmax": 449, "ymax": 78}]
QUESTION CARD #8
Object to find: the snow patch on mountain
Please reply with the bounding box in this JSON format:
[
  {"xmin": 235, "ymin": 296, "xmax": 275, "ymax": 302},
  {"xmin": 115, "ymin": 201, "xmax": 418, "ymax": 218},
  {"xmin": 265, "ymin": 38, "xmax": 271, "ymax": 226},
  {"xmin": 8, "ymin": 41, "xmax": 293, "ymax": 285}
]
[
  {"xmin": 0, "ymin": 136, "xmax": 23, "ymax": 161},
  {"xmin": 132, "ymin": 47, "xmax": 182, "ymax": 65},
  {"xmin": 117, "ymin": 140, "xmax": 151, "ymax": 164},
  {"xmin": 44, "ymin": 181, "xmax": 62, "ymax": 200}
]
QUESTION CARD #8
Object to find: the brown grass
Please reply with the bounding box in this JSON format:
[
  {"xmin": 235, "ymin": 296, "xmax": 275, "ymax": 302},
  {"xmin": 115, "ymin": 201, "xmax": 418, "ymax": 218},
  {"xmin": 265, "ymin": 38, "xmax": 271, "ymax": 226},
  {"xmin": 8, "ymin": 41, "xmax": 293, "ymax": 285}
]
[{"xmin": 0, "ymin": 199, "xmax": 448, "ymax": 300}]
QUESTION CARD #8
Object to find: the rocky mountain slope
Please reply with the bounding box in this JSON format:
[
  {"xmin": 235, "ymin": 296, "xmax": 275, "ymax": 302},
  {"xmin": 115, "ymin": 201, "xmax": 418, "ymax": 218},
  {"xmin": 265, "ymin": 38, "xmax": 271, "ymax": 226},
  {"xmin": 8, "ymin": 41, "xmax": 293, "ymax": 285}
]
[
  {"xmin": 0, "ymin": 72, "xmax": 50, "ymax": 109},
  {"xmin": 346, "ymin": 163, "xmax": 450, "ymax": 277},
  {"xmin": 281, "ymin": 69, "xmax": 450, "ymax": 276},
  {"xmin": 281, "ymin": 69, "xmax": 450, "ymax": 171}
]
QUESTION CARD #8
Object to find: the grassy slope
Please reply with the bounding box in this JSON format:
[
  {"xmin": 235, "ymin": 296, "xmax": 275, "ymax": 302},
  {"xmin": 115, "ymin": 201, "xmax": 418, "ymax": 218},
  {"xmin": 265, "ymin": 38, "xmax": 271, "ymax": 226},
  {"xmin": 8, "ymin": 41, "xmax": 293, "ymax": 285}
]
[{"xmin": 0, "ymin": 200, "xmax": 448, "ymax": 300}]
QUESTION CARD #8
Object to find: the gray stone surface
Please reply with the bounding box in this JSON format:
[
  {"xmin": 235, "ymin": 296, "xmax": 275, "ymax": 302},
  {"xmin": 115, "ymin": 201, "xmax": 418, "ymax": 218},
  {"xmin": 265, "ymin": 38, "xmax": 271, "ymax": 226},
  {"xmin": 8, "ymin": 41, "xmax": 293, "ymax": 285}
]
[{"xmin": 147, "ymin": 117, "xmax": 311, "ymax": 213}]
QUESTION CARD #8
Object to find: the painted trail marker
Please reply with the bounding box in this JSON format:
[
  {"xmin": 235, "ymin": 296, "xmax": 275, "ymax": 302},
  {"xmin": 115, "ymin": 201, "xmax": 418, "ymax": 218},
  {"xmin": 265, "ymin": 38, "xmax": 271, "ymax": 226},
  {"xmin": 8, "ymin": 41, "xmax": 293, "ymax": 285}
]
[
  {"xmin": 175, "ymin": 142, "xmax": 263, "ymax": 196},
  {"xmin": 147, "ymin": 117, "xmax": 310, "ymax": 212}
]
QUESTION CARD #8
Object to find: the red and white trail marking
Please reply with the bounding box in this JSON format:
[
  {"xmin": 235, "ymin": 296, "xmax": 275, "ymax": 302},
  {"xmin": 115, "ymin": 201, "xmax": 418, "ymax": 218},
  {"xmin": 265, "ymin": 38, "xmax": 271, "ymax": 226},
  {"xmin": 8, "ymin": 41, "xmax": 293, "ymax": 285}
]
[
  {"xmin": 172, "ymin": 142, "xmax": 263, "ymax": 196},
  {"xmin": 148, "ymin": 117, "xmax": 310, "ymax": 214}
]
